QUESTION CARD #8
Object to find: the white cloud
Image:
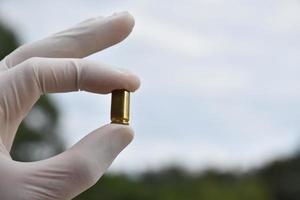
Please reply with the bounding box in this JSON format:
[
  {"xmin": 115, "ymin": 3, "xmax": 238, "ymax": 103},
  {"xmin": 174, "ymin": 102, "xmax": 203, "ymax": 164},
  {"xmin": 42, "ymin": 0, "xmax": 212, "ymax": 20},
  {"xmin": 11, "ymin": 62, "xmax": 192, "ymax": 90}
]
[
  {"xmin": 265, "ymin": 0, "xmax": 300, "ymax": 33},
  {"xmin": 132, "ymin": 16, "xmax": 218, "ymax": 57}
]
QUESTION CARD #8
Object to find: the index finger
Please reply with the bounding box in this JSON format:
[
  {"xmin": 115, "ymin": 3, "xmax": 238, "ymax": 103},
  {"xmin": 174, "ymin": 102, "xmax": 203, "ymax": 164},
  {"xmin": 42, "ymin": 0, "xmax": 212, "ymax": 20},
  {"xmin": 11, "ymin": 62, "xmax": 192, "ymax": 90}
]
[{"xmin": 1, "ymin": 12, "xmax": 135, "ymax": 69}]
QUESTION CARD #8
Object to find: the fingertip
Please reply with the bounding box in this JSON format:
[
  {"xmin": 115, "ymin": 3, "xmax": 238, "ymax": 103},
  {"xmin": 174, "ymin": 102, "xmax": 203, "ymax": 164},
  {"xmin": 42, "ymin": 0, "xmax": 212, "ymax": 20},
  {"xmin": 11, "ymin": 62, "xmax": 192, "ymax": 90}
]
[
  {"xmin": 105, "ymin": 123, "xmax": 135, "ymax": 145},
  {"xmin": 131, "ymin": 74, "xmax": 141, "ymax": 92},
  {"xmin": 112, "ymin": 11, "xmax": 135, "ymax": 29},
  {"xmin": 123, "ymin": 11, "xmax": 135, "ymax": 30},
  {"xmin": 124, "ymin": 72, "xmax": 141, "ymax": 92},
  {"xmin": 116, "ymin": 68, "xmax": 141, "ymax": 92},
  {"xmin": 109, "ymin": 11, "xmax": 135, "ymax": 43}
]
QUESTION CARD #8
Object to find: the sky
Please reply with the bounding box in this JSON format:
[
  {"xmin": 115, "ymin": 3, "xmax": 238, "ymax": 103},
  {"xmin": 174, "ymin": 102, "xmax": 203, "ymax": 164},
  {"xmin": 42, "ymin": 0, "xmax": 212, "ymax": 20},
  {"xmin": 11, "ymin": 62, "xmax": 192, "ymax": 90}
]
[{"xmin": 1, "ymin": 0, "xmax": 300, "ymax": 173}]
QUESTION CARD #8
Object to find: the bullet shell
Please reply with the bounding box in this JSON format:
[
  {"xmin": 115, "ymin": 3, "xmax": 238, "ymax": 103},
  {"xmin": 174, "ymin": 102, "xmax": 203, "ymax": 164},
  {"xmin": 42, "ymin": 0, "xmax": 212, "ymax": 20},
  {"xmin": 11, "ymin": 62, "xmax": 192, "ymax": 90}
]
[{"xmin": 111, "ymin": 89, "xmax": 130, "ymax": 125}]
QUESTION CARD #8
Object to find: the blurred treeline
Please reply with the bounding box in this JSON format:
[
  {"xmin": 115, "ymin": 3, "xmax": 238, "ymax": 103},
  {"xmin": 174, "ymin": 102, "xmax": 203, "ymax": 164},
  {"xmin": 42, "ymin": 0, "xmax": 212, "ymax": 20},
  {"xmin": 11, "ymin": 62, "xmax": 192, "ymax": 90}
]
[
  {"xmin": 75, "ymin": 158, "xmax": 300, "ymax": 200},
  {"xmin": 2, "ymin": 21, "xmax": 300, "ymax": 200}
]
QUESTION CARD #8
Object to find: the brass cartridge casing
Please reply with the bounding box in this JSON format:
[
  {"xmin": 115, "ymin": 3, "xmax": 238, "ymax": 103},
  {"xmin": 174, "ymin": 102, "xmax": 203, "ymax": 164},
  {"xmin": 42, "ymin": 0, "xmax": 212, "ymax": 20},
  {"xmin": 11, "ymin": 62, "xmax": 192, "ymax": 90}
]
[{"xmin": 111, "ymin": 90, "xmax": 130, "ymax": 125}]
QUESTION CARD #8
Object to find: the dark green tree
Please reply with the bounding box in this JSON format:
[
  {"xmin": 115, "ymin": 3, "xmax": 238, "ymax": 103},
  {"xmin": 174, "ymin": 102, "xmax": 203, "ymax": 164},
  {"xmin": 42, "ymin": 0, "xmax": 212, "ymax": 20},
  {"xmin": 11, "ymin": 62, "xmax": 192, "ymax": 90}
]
[{"xmin": 260, "ymin": 154, "xmax": 300, "ymax": 200}]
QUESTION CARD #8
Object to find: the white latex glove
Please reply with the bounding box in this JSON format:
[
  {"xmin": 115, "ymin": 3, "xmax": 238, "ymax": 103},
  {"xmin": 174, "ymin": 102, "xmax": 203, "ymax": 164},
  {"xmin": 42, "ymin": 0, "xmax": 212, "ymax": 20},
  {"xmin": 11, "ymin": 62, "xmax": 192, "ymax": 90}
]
[{"xmin": 0, "ymin": 12, "xmax": 140, "ymax": 200}]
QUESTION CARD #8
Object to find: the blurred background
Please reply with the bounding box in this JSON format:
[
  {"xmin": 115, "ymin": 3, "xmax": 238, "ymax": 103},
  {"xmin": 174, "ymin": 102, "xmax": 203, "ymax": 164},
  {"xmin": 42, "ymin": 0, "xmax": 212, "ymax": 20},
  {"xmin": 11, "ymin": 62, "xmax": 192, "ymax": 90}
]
[{"xmin": 1, "ymin": 0, "xmax": 300, "ymax": 199}]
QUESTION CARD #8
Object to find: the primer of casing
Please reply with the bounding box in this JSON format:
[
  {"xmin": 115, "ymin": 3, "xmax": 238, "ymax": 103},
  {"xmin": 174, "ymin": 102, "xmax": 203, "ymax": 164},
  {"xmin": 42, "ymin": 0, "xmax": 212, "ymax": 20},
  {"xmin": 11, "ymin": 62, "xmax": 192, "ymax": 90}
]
[{"xmin": 111, "ymin": 90, "xmax": 130, "ymax": 125}]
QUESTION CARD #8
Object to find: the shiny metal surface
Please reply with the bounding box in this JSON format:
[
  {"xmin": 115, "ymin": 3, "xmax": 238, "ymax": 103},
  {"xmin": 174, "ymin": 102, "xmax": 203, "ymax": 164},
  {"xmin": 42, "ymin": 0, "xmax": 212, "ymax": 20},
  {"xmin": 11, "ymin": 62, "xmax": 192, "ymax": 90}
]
[{"xmin": 110, "ymin": 89, "xmax": 130, "ymax": 125}]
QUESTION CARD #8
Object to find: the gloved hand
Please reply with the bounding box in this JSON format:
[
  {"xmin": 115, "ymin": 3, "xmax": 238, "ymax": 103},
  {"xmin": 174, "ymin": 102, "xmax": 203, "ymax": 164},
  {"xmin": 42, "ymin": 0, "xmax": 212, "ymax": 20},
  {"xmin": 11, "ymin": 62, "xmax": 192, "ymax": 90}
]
[{"xmin": 0, "ymin": 12, "xmax": 140, "ymax": 200}]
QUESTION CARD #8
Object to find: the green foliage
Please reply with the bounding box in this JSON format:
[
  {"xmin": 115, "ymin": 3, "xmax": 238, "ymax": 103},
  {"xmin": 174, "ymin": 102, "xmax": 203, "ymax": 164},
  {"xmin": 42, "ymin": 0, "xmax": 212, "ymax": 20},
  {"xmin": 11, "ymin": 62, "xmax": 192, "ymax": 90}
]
[
  {"xmin": 0, "ymin": 21, "xmax": 18, "ymax": 59},
  {"xmin": 260, "ymin": 154, "xmax": 300, "ymax": 200},
  {"xmin": 75, "ymin": 167, "xmax": 272, "ymax": 200},
  {"xmin": 75, "ymin": 158, "xmax": 300, "ymax": 200}
]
